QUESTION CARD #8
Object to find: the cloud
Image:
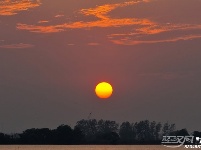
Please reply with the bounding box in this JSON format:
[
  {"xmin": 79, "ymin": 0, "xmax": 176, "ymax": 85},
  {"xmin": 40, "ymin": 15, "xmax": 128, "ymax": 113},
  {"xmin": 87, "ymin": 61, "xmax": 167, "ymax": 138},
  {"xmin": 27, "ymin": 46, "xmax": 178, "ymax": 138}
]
[
  {"xmin": 88, "ymin": 43, "xmax": 100, "ymax": 46},
  {"xmin": 0, "ymin": 43, "xmax": 34, "ymax": 49},
  {"xmin": 38, "ymin": 20, "xmax": 49, "ymax": 24},
  {"xmin": 111, "ymin": 34, "xmax": 201, "ymax": 45},
  {"xmin": 54, "ymin": 14, "xmax": 64, "ymax": 18},
  {"xmin": 17, "ymin": 0, "xmax": 153, "ymax": 33},
  {"xmin": 15, "ymin": 0, "xmax": 201, "ymax": 45},
  {"xmin": 80, "ymin": 0, "xmax": 150, "ymax": 20},
  {"xmin": 67, "ymin": 43, "xmax": 75, "ymax": 46},
  {"xmin": 17, "ymin": 18, "xmax": 153, "ymax": 33},
  {"xmin": 0, "ymin": 0, "xmax": 41, "ymax": 16},
  {"xmin": 108, "ymin": 22, "xmax": 201, "ymax": 45},
  {"xmin": 109, "ymin": 23, "xmax": 201, "ymax": 37}
]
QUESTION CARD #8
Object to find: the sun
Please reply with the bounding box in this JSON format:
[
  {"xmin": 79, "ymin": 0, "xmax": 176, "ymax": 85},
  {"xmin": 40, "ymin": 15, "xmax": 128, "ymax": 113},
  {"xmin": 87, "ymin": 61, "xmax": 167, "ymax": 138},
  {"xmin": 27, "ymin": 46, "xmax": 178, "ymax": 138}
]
[{"xmin": 95, "ymin": 82, "xmax": 113, "ymax": 99}]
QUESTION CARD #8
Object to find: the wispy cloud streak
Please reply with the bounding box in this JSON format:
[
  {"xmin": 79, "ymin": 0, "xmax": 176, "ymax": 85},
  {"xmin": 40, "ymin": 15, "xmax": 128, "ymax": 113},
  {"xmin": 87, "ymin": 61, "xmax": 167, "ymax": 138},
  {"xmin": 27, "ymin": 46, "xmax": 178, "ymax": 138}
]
[
  {"xmin": 0, "ymin": 0, "xmax": 41, "ymax": 16},
  {"xmin": 0, "ymin": 43, "xmax": 34, "ymax": 49},
  {"xmin": 17, "ymin": 0, "xmax": 153, "ymax": 33},
  {"xmin": 80, "ymin": 0, "xmax": 149, "ymax": 20},
  {"xmin": 15, "ymin": 0, "xmax": 201, "ymax": 45},
  {"xmin": 112, "ymin": 35, "xmax": 201, "ymax": 45}
]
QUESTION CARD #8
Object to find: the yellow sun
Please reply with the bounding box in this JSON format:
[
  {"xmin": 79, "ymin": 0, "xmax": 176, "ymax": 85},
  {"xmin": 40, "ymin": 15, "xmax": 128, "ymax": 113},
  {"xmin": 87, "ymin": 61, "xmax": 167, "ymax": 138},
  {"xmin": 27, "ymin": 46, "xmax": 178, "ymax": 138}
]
[{"xmin": 95, "ymin": 82, "xmax": 113, "ymax": 99}]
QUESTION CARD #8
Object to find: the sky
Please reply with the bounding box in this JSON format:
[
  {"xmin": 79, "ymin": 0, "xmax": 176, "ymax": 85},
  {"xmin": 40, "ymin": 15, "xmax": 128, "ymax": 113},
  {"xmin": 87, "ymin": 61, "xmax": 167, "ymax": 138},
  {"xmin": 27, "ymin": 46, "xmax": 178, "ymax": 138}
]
[{"xmin": 0, "ymin": 0, "xmax": 201, "ymax": 133}]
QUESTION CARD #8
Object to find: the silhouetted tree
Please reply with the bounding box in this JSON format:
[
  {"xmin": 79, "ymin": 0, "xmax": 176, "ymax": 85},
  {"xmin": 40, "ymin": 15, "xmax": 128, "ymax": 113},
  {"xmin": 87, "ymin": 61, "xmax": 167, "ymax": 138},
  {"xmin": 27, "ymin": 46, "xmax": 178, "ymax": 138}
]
[
  {"xmin": 72, "ymin": 127, "xmax": 84, "ymax": 144},
  {"xmin": 95, "ymin": 131, "xmax": 119, "ymax": 144},
  {"xmin": 95, "ymin": 120, "xmax": 119, "ymax": 144},
  {"xmin": 53, "ymin": 124, "xmax": 73, "ymax": 144},
  {"xmin": 0, "ymin": 133, "xmax": 11, "ymax": 144},
  {"xmin": 97, "ymin": 120, "xmax": 118, "ymax": 133},
  {"xmin": 162, "ymin": 122, "xmax": 175, "ymax": 136},
  {"xmin": 75, "ymin": 119, "xmax": 98, "ymax": 143},
  {"xmin": 75, "ymin": 119, "xmax": 119, "ymax": 144},
  {"xmin": 170, "ymin": 128, "xmax": 189, "ymax": 136},
  {"xmin": 149, "ymin": 121, "xmax": 162, "ymax": 143},
  {"xmin": 135, "ymin": 120, "xmax": 152, "ymax": 143},
  {"xmin": 20, "ymin": 128, "xmax": 52, "ymax": 144},
  {"xmin": 0, "ymin": 119, "xmax": 185, "ymax": 145},
  {"xmin": 119, "ymin": 122, "xmax": 135, "ymax": 144}
]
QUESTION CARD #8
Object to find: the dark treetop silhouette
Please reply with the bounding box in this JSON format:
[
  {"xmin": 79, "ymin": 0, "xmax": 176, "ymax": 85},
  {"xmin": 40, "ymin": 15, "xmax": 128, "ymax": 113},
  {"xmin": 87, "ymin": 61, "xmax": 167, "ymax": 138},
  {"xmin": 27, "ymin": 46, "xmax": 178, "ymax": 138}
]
[{"xmin": 0, "ymin": 119, "xmax": 199, "ymax": 145}]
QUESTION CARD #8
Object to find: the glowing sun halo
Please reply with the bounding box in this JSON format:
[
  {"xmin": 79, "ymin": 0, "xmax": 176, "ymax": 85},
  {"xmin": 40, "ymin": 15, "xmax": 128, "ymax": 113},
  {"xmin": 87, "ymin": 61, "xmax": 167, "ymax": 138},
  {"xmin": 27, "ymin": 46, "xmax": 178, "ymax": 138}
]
[{"xmin": 95, "ymin": 82, "xmax": 113, "ymax": 99}]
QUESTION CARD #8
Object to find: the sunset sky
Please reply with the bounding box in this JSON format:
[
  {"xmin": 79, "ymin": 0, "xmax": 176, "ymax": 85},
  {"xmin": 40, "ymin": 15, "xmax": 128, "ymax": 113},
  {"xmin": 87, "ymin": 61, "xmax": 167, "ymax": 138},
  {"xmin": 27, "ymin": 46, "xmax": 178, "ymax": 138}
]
[{"xmin": 0, "ymin": 0, "xmax": 201, "ymax": 133}]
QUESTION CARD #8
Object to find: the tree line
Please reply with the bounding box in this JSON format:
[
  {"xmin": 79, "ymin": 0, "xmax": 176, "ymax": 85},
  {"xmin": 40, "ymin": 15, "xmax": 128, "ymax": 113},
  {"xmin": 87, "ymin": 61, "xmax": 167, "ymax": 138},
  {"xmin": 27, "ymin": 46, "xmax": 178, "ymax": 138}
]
[{"xmin": 0, "ymin": 119, "xmax": 200, "ymax": 145}]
